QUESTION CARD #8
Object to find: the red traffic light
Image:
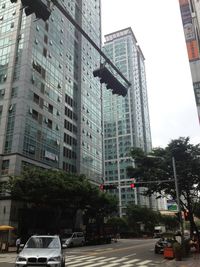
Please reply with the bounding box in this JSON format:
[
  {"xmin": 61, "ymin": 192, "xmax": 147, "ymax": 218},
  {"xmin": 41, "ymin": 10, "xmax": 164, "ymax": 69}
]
[
  {"xmin": 130, "ymin": 183, "xmax": 135, "ymax": 189},
  {"xmin": 99, "ymin": 184, "xmax": 117, "ymax": 190},
  {"xmin": 184, "ymin": 211, "xmax": 189, "ymax": 221},
  {"xmin": 99, "ymin": 184, "xmax": 104, "ymax": 191}
]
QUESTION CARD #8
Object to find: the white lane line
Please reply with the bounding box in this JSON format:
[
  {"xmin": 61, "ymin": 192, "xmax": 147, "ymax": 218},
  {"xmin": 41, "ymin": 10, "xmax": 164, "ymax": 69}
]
[
  {"xmin": 111, "ymin": 257, "xmax": 130, "ymax": 263},
  {"xmin": 68, "ymin": 257, "xmax": 108, "ymax": 267},
  {"xmin": 65, "ymin": 255, "xmax": 96, "ymax": 261},
  {"xmin": 98, "ymin": 257, "xmax": 117, "ymax": 262},
  {"xmin": 124, "ymin": 253, "xmax": 137, "ymax": 257},
  {"xmin": 123, "ymin": 258, "xmax": 140, "ymax": 264},
  {"xmin": 83, "ymin": 262, "xmax": 110, "ymax": 267},
  {"xmin": 137, "ymin": 260, "xmax": 152, "ymax": 265},
  {"xmin": 101, "ymin": 264, "xmax": 119, "ymax": 267},
  {"xmin": 66, "ymin": 255, "xmax": 95, "ymax": 259}
]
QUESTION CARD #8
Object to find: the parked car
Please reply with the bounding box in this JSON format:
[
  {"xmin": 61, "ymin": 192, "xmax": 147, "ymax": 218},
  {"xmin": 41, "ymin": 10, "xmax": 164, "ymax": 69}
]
[
  {"xmin": 154, "ymin": 237, "xmax": 175, "ymax": 254},
  {"xmin": 15, "ymin": 235, "xmax": 66, "ymax": 267},
  {"xmin": 62, "ymin": 232, "xmax": 85, "ymax": 247}
]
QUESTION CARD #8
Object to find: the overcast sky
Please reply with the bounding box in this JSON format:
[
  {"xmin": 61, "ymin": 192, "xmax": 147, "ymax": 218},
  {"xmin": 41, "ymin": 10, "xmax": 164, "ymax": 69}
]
[{"xmin": 101, "ymin": 0, "xmax": 199, "ymax": 148}]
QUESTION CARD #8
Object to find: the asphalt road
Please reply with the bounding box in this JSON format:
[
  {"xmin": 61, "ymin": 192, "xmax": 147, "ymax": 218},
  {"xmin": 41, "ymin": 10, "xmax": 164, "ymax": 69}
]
[{"xmin": 0, "ymin": 238, "xmax": 166, "ymax": 267}]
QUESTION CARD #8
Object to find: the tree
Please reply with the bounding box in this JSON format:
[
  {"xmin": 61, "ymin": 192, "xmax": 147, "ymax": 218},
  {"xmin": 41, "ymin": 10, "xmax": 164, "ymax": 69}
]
[
  {"xmin": 6, "ymin": 167, "xmax": 118, "ymax": 235},
  {"xmin": 127, "ymin": 137, "xmax": 200, "ymax": 237},
  {"xmin": 106, "ymin": 217, "xmax": 128, "ymax": 234},
  {"xmin": 160, "ymin": 215, "xmax": 179, "ymax": 231},
  {"xmin": 126, "ymin": 204, "xmax": 160, "ymax": 234}
]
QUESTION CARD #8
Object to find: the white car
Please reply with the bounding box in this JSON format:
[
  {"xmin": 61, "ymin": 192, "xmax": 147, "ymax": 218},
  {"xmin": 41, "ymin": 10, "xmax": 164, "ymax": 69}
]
[
  {"xmin": 15, "ymin": 235, "xmax": 66, "ymax": 267},
  {"xmin": 62, "ymin": 232, "xmax": 85, "ymax": 247}
]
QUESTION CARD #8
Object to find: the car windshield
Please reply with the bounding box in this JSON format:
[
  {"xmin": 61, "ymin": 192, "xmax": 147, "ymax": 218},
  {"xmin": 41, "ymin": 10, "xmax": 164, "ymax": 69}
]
[
  {"xmin": 25, "ymin": 237, "xmax": 60, "ymax": 249},
  {"xmin": 63, "ymin": 233, "xmax": 73, "ymax": 238}
]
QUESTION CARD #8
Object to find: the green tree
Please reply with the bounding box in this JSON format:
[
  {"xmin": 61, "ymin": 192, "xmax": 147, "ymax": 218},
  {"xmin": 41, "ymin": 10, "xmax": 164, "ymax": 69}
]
[
  {"xmin": 126, "ymin": 204, "xmax": 160, "ymax": 234},
  {"xmin": 106, "ymin": 217, "xmax": 128, "ymax": 233},
  {"xmin": 127, "ymin": 137, "xmax": 200, "ymax": 237},
  {"xmin": 160, "ymin": 215, "xmax": 179, "ymax": 231},
  {"xmin": 6, "ymin": 167, "xmax": 118, "ymax": 234}
]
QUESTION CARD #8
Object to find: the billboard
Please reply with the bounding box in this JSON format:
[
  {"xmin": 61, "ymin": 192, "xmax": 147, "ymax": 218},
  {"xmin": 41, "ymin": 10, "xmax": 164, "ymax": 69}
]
[{"xmin": 179, "ymin": 0, "xmax": 199, "ymax": 61}]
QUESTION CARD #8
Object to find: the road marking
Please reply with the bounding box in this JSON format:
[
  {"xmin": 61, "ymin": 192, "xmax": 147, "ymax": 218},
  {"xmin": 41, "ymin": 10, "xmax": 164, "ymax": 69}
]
[
  {"xmin": 101, "ymin": 264, "xmax": 119, "ymax": 267},
  {"xmin": 137, "ymin": 260, "xmax": 153, "ymax": 265},
  {"xmin": 87, "ymin": 241, "xmax": 155, "ymax": 256},
  {"xmin": 123, "ymin": 258, "xmax": 140, "ymax": 264},
  {"xmin": 97, "ymin": 257, "xmax": 117, "ymax": 262},
  {"xmin": 83, "ymin": 262, "xmax": 112, "ymax": 267},
  {"xmin": 66, "ymin": 255, "xmax": 96, "ymax": 261},
  {"xmin": 111, "ymin": 257, "xmax": 130, "ymax": 263},
  {"xmin": 124, "ymin": 253, "xmax": 136, "ymax": 257}
]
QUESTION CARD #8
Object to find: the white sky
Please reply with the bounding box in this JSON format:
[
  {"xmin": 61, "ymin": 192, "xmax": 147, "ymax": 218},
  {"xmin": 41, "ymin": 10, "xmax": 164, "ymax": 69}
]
[{"xmin": 101, "ymin": 0, "xmax": 200, "ymax": 148}]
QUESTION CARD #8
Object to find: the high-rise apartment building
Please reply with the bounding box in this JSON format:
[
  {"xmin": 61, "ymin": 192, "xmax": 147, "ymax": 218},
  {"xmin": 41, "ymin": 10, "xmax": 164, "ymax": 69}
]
[
  {"xmin": 179, "ymin": 0, "xmax": 200, "ymax": 123},
  {"xmin": 102, "ymin": 28, "xmax": 153, "ymax": 216},
  {"xmin": 0, "ymin": 0, "xmax": 102, "ymax": 225}
]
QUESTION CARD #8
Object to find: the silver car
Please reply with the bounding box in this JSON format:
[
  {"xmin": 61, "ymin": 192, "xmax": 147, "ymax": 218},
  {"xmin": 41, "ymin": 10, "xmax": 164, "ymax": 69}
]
[
  {"xmin": 15, "ymin": 235, "xmax": 65, "ymax": 267},
  {"xmin": 62, "ymin": 232, "xmax": 85, "ymax": 247}
]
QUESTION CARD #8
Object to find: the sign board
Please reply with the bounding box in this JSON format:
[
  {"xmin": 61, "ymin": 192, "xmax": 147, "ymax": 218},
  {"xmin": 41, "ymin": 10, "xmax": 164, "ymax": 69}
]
[{"xmin": 167, "ymin": 200, "xmax": 178, "ymax": 211}]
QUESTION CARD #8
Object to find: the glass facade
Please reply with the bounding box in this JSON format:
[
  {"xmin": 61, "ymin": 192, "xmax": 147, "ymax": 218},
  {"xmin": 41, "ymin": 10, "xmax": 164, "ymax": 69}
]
[
  {"xmin": 103, "ymin": 28, "xmax": 152, "ymax": 216},
  {"xmin": 0, "ymin": 0, "xmax": 102, "ymax": 184}
]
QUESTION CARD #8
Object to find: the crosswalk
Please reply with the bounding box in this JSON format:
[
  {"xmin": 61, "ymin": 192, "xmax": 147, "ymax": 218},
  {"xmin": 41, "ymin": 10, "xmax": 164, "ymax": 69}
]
[
  {"xmin": 65, "ymin": 254, "xmax": 162, "ymax": 266},
  {"xmin": 0, "ymin": 253, "xmax": 163, "ymax": 266},
  {"xmin": 0, "ymin": 254, "xmax": 17, "ymax": 264}
]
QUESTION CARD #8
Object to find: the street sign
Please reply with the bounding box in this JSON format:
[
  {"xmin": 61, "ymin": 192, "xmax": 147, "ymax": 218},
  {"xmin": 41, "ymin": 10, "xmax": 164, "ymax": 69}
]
[{"xmin": 167, "ymin": 200, "xmax": 178, "ymax": 211}]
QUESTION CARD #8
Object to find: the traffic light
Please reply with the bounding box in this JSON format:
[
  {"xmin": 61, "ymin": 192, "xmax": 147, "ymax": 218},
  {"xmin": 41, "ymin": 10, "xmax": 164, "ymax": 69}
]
[
  {"xmin": 99, "ymin": 184, "xmax": 117, "ymax": 190},
  {"xmin": 20, "ymin": 0, "xmax": 51, "ymax": 21},
  {"xmin": 93, "ymin": 66, "xmax": 128, "ymax": 97},
  {"xmin": 130, "ymin": 183, "xmax": 142, "ymax": 189}
]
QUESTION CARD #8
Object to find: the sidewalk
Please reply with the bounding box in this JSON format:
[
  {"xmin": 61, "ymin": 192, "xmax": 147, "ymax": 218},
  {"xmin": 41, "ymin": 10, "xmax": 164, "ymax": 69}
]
[{"xmin": 161, "ymin": 256, "xmax": 200, "ymax": 267}]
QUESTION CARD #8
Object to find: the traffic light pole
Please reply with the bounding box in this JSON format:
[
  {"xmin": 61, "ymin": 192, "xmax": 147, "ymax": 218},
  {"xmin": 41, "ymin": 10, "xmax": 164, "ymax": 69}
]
[
  {"xmin": 51, "ymin": 0, "xmax": 131, "ymax": 87},
  {"xmin": 172, "ymin": 156, "xmax": 184, "ymax": 244}
]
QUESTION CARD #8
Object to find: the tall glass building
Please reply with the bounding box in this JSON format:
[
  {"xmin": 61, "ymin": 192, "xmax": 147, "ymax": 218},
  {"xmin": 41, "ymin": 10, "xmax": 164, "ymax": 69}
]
[
  {"xmin": 0, "ymin": 0, "xmax": 102, "ymax": 225},
  {"xmin": 102, "ymin": 28, "xmax": 152, "ymax": 216}
]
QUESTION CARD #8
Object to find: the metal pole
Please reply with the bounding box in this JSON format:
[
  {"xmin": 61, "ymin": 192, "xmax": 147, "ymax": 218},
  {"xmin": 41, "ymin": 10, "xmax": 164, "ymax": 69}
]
[
  {"xmin": 51, "ymin": 0, "xmax": 131, "ymax": 87},
  {"xmin": 172, "ymin": 156, "xmax": 184, "ymax": 243}
]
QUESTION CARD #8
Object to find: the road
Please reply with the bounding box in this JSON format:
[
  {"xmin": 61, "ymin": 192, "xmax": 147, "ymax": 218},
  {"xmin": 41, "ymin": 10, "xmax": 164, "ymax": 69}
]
[{"xmin": 0, "ymin": 238, "xmax": 167, "ymax": 266}]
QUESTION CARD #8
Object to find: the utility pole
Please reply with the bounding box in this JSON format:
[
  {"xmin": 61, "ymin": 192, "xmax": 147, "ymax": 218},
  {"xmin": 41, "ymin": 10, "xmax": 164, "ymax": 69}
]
[
  {"xmin": 147, "ymin": 155, "xmax": 184, "ymax": 243},
  {"xmin": 172, "ymin": 156, "xmax": 184, "ymax": 243}
]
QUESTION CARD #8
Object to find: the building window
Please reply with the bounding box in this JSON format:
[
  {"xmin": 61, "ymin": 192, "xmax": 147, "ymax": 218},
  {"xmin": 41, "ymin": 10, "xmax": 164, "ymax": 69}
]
[
  {"xmin": 33, "ymin": 93, "xmax": 39, "ymax": 104},
  {"xmin": 11, "ymin": 87, "xmax": 18, "ymax": 98},
  {"xmin": 1, "ymin": 160, "xmax": 9, "ymax": 175}
]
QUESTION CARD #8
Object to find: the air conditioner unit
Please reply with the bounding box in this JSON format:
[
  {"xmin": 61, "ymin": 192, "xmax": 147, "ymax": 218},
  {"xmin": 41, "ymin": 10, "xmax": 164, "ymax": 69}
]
[
  {"xmin": 43, "ymin": 101, "xmax": 49, "ymax": 107},
  {"xmin": 56, "ymin": 140, "xmax": 60, "ymax": 146},
  {"xmin": 9, "ymin": 105, "xmax": 13, "ymax": 111}
]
